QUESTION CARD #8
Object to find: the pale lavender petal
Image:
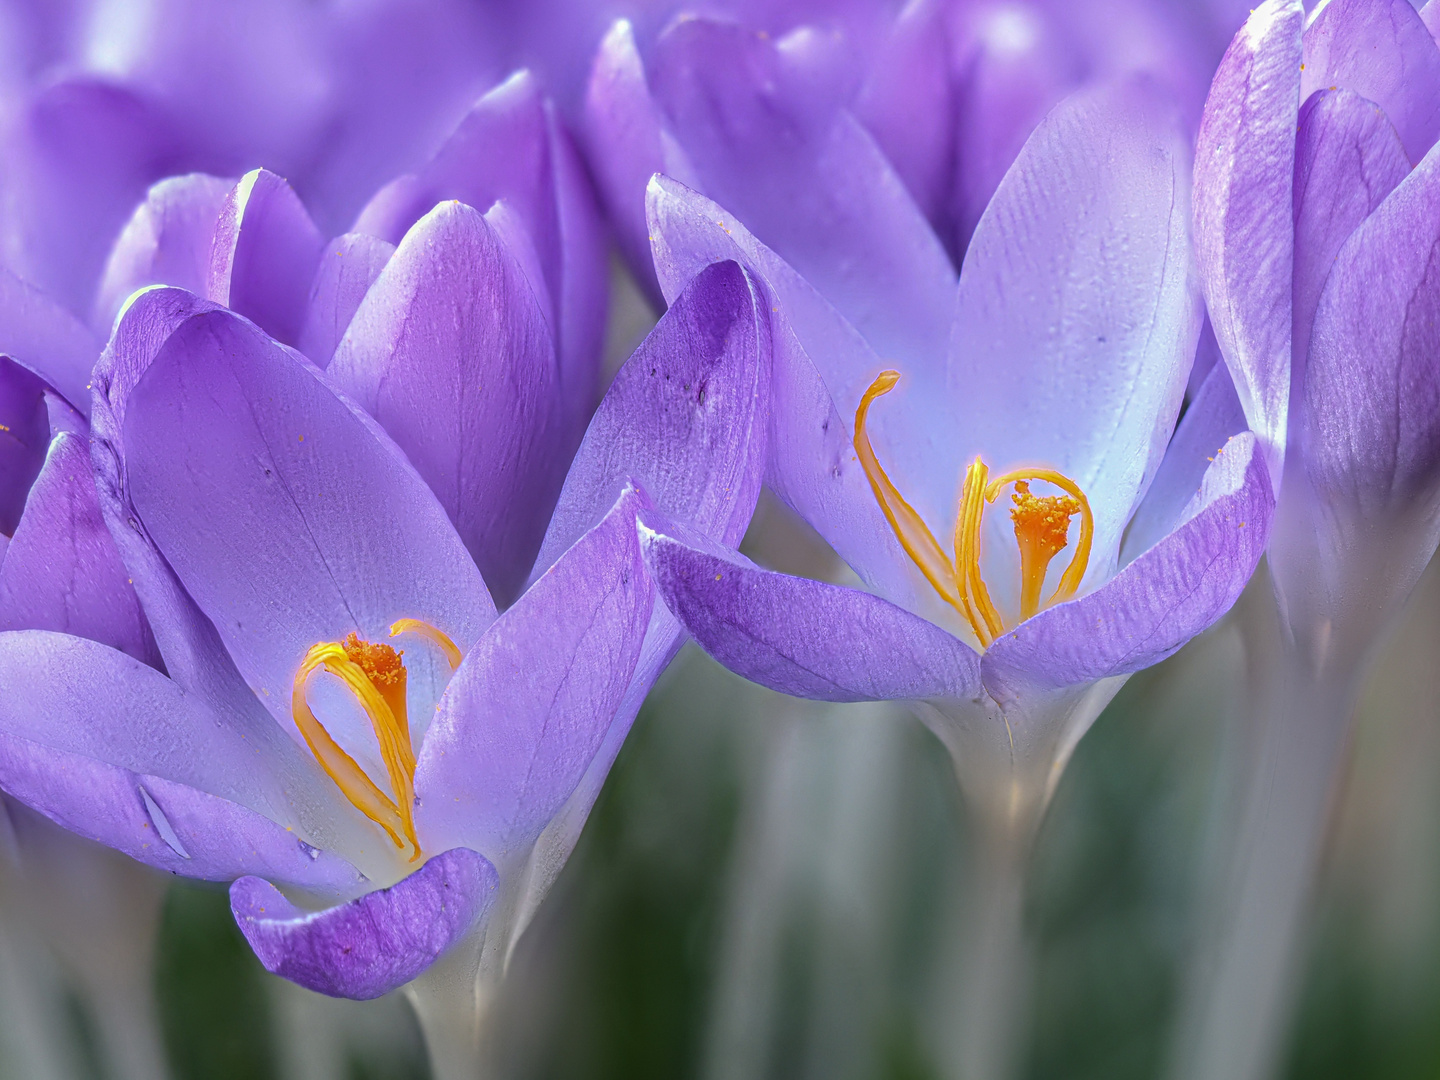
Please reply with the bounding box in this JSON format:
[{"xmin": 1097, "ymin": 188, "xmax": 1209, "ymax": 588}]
[
  {"xmin": 1302, "ymin": 137, "xmax": 1440, "ymax": 513},
  {"xmin": 0, "ymin": 356, "xmax": 51, "ymax": 536},
  {"xmin": 1301, "ymin": 0, "xmax": 1440, "ymax": 166},
  {"xmin": 949, "ymin": 78, "xmax": 1202, "ymax": 581},
  {"xmin": 231, "ymin": 847, "xmax": 496, "ymax": 1000},
  {"xmin": 583, "ymin": 19, "xmax": 670, "ymax": 300},
  {"xmin": 640, "ymin": 519, "xmax": 980, "ymax": 703},
  {"xmin": 983, "ymin": 432, "xmax": 1272, "ymax": 704},
  {"xmin": 93, "ymin": 172, "xmax": 234, "ymax": 332},
  {"xmin": 415, "ymin": 488, "xmax": 653, "ymax": 860},
  {"xmin": 296, "ymin": 233, "xmax": 395, "ymax": 367},
  {"xmin": 1121, "ymin": 360, "xmax": 1247, "ymax": 565},
  {"xmin": 207, "ymin": 169, "xmax": 326, "ymax": 347},
  {"xmin": 0, "ymin": 432, "xmax": 157, "ymax": 665},
  {"xmin": 647, "ymin": 18, "xmax": 956, "ymax": 376},
  {"xmin": 122, "ymin": 307, "xmax": 495, "ymax": 747},
  {"xmin": 534, "ymin": 259, "xmax": 769, "ymax": 577},
  {"xmin": 1291, "ymin": 89, "xmax": 1409, "ymax": 399},
  {"xmin": 0, "ymin": 735, "xmax": 362, "ymax": 890},
  {"xmin": 328, "ymin": 201, "xmax": 562, "ymax": 607},
  {"xmin": 0, "ymin": 264, "xmax": 101, "ymax": 416},
  {"xmin": 1193, "ymin": 0, "xmax": 1303, "ymax": 480}
]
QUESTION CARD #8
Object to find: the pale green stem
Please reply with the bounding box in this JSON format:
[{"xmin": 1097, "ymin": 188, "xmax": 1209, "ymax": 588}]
[{"xmin": 1167, "ymin": 591, "xmax": 1364, "ymax": 1080}]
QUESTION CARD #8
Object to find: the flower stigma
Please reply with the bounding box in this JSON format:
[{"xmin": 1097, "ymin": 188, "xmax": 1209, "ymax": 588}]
[
  {"xmin": 854, "ymin": 371, "xmax": 1093, "ymax": 648},
  {"xmin": 291, "ymin": 619, "xmax": 462, "ymax": 860}
]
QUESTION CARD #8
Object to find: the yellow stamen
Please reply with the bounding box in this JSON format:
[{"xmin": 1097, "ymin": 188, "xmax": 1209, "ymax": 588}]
[
  {"xmin": 853, "ymin": 371, "xmax": 1094, "ymax": 647},
  {"xmin": 390, "ymin": 619, "xmax": 462, "ymax": 670},
  {"xmin": 290, "ymin": 619, "xmax": 462, "ymax": 860},
  {"xmin": 853, "ymin": 371, "xmax": 966, "ymax": 616}
]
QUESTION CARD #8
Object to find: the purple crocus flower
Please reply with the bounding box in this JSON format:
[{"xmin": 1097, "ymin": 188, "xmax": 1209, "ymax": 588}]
[
  {"xmin": 0, "ymin": 248, "xmax": 769, "ymax": 1018},
  {"xmin": 636, "ymin": 78, "xmax": 1271, "ymax": 839},
  {"xmin": 1167, "ymin": 3, "xmax": 1440, "ymax": 1078}
]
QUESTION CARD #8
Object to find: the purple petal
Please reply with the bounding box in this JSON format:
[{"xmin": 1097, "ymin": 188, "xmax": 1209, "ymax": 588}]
[
  {"xmin": 353, "ymin": 72, "xmax": 605, "ymax": 445},
  {"xmin": 0, "ymin": 264, "xmax": 101, "ymax": 417},
  {"xmin": 0, "ymin": 356, "xmax": 52, "ymax": 536},
  {"xmin": 231, "ymin": 847, "xmax": 496, "ymax": 1000},
  {"xmin": 207, "ymin": 169, "xmax": 326, "ymax": 347},
  {"xmin": 533, "ymin": 259, "xmax": 769, "ymax": 577},
  {"xmin": 1301, "ymin": 0, "xmax": 1440, "ymax": 166},
  {"xmin": 93, "ymin": 173, "xmax": 234, "ymax": 332},
  {"xmin": 640, "ymin": 518, "xmax": 981, "ymax": 703},
  {"xmin": 647, "ymin": 18, "xmax": 956, "ymax": 376},
  {"xmin": 414, "ymin": 488, "xmax": 653, "ymax": 859},
  {"xmin": 949, "ymin": 78, "xmax": 1202, "ymax": 579},
  {"xmin": 583, "ymin": 20, "xmax": 671, "ymax": 301},
  {"xmin": 295, "ymin": 233, "xmax": 396, "ymax": 367},
  {"xmin": 982, "ymin": 432, "xmax": 1272, "ymax": 703},
  {"xmin": 0, "ymin": 432, "xmax": 157, "ymax": 665},
  {"xmin": 1121, "ymin": 360, "xmax": 1247, "ymax": 565},
  {"xmin": 1291, "ymin": 89, "xmax": 1409, "ymax": 402},
  {"xmin": 328, "ymin": 201, "xmax": 562, "ymax": 607},
  {"xmin": 0, "ymin": 629, "xmax": 361, "ymax": 890},
  {"xmin": 121, "ymin": 306, "xmax": 495, "ymax": 747},
  {"xmin": 1193, "ymin": 0, "xmax": 1303, "ymax": 481},
  {"xmin": 1301, "ymin": 136, "xmax": 1440, "ymax": 513}
]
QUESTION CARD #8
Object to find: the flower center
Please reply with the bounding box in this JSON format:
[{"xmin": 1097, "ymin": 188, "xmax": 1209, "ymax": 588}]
[
  {"xmin": 854, "ymin": 370, "xmax": 1093, "ymax": 648},
  {"xmin": 291, "ymin": 619, "xmax": 461, "ymax": 859}
]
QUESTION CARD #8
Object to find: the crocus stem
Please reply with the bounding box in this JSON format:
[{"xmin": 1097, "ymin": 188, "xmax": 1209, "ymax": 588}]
[
  {"xmin": 405, "ymin": 928, "xmax": 498, "ymax": 1080},
  {"xmin": 1168, "ymin": 594, "xmax": 1363, "ymax": 1080},
  {"xmin": 943, "ymin": 825, "xmax": 1030, "ymax": 1080}
]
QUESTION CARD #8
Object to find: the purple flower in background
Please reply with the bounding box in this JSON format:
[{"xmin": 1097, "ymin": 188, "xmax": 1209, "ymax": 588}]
[
  {"xmin": 0, "ymin": 245, "xmax": 769, "ymax": 1003},
  {"xmin": 635, "ymin": 78, "xmax": 1271, "ymax": 834}
]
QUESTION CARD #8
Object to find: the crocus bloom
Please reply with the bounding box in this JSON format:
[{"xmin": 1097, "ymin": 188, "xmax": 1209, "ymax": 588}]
[
  {"xmin": 1167, "ymin": 2, "xmax": 1440, "ymax": 1078},
  {"xmin": 636, "ymin": 78, "xmax": 1272, "ymax": 839},
  {"xmin": 0, "ymin": 249, "xmax": 769, "ymax": 1004}
]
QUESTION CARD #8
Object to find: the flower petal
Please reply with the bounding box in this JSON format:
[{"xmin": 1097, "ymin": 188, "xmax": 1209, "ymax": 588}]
[
  {"xmin": 639, "ymin": 516, "xmax": 981, "ymax": 702},
  {"xmin": 948, "ymin": 78, "xmax": 1202, "ymax": 580},
  {"xmin": 207, "ymin": 169, "xmax": 326, "ymax": 347},
  {"xmin": 0, "ymin": 356, "xmax": 53, "ymax": 536},
  {"xmin": 328, "ymin": 201, "xmax": 562, "ymax": 607},
  {"xmin": 1194, "ymin": 0, "xmax": 1304, "ymax": 480},
  {"xmin": 1301, "ymin": 136, "xmax": 1440, "ymax": 514},
  {"xmin": 1291, "ymin": 89, "xmax": 1409, "ymax": 396},
  {"xmin": 533, "ymin": 258, "xmax": 769, "ymax": 577},
  {"xmin": 414, "ymin": 488, "xmax": 654, "ymax": 860},
  {"xmin": 93, "ymin": 173, "xmax": 234, "ymax": 332},
  {"xmin": 295, "ymin": 233, "xmax": 396, "ymax": 367},
  {"xmin": 0, "ymin": 264, "xmax": 101, "ymax": 417},
  {"xmin": 231, "ymin": 846, "xmax": 496, "ymax": 999},
  {"xmin": 121, "ymin": 306, "xmax": 495, "ymax": 746},
  {"xmin": 646, "ymin": 18, "xmax": 956, "ymax": 378},
  {"xmin": 983, "ymin": 432, "xmax": 1272, "ymax": 703},
  {"xmin": 1301, "ymin": 0, "xmax": 1440, "ymax": 166},
  {"xmin": 0, "ymin": 432, "xmax": 157, "ymax": 665}
]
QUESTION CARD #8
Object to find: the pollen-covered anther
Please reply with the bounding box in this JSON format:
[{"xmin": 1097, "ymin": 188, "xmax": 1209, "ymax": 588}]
[{"xmin": 1008, "ymin": 482, "xmax": 1082, "ymax": 620}]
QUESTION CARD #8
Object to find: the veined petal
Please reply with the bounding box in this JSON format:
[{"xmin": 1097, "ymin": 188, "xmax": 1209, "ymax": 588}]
[
  {"xmin": 1193, "ymin": 0, "xmax": 1303, "ymax": 482},
  {"xmin": 533, "ymin": 259, "xmax": 768, "ymax": 578},
  {"xmin": 1301, "ymin": 0, "xmax": 1440, "ymax": 166},
  {"xmin": 296, "ymin": 234, "xmax": 395, "ymax": 368},
  {"xmin": 949, "ymin": 78, "xmax": 1202, "ymax": 583},
  {"xmin": 1291, "ymin": 89, "xmax": 1409, "ymax": 400},
  {"xmin": 121, "ymin": 306, "xmax": 495, "ymax": 751},
  {"xmin": 414, "ymin": 488, "xmax": 653, "ymax": 861},
  {"xmin": 231, "ymin": 846, "xmax": 496, "ymax": 999},
  {"xmin": 1302, "ymin": 136, "xmax": 1440, "ymax": 515},
  {"xmin": 207, "ymin": 169, "xmax": 326, "ymax": 347},
  {"xmin": 93, "ymin": 173, "xmax": 234, "ymax": 332},
  {"xmin": 0, "ymin": 433, "xmax": 157, "ymax": 665},
  {"xmin": 639, "ymin": 516, "xmax": 981, "ymax": 703},
  {"xmin": 983, "ymin": 432, "xmax": 1271, "ymax": 704},
  {"xmin": 329, "ymin": 201, "xmax": 562, "ymax": 607},
  {"xmin": 647, "ymin": 18, "xmax": 956, "ymax": 378},
  {"xmin": 0, "ymin": 263, "xmax": 100, "ymax": 418},
  {"xmin": 0, "ymin": 356, "xmax": 53, "ymax": 536}
]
